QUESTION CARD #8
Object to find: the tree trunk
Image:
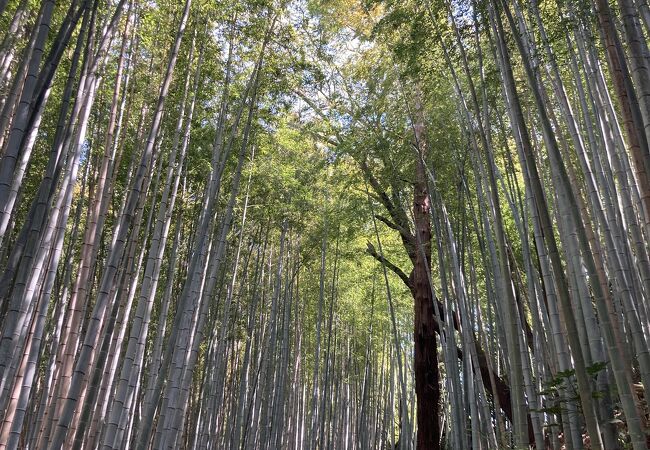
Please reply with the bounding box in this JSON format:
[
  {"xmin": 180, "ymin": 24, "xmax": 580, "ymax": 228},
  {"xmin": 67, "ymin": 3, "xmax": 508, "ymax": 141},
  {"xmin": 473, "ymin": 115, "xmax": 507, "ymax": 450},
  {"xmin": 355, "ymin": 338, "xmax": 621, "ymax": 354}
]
[{"xmin": 410, "ymin": 87, "xmax": 440, "ymax": 450}]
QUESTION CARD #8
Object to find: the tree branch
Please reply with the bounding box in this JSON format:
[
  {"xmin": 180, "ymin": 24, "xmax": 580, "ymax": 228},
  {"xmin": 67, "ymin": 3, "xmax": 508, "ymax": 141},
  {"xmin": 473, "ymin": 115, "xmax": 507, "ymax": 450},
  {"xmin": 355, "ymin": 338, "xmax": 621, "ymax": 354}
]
[
  {"xmin": 375, "ymin": 214, "xmax": 414, "ymax": 242},
  {"xmin": 360, "ymin": 159, "xmax": 416, "ymax": 261},
  {"xmin": 366, "ymin": 241, "xmax": 412, "ymax": 289}
]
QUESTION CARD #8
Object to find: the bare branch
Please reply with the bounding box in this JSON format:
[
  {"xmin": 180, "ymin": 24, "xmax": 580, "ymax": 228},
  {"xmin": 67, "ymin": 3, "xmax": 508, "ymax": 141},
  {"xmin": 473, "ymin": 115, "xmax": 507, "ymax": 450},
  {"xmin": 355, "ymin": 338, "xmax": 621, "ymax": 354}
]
[
  {"xmin": 375, "ymin": 214, "xmax": 414, "ymax": 242},
  {"xmin": 365, "ymin": 241, "xmax": 412, "ymax": 289}
]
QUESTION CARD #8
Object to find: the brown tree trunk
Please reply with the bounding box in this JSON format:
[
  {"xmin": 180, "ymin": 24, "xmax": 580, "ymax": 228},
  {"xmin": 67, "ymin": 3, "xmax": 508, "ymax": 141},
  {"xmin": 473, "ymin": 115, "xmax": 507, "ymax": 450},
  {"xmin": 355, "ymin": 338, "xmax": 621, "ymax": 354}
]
[{"xmin": 411, "ymin": 89, "xmax": 440, "ymax": 450}]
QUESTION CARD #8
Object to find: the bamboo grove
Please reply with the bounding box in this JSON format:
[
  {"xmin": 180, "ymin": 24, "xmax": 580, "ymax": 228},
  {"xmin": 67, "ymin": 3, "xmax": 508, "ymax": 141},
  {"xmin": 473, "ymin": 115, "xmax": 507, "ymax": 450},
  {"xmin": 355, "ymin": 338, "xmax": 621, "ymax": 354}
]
[{"xmin": 0, "ymin": 0, "xmax": 649, "ymax": 448}]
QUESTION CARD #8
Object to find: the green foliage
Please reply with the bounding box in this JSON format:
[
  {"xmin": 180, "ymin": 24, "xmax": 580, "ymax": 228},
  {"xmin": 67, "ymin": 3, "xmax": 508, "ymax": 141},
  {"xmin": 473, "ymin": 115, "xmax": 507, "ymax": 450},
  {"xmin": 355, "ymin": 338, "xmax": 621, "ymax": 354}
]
[{"xmin": 534, "ymin": 362, "xmax": 609, "ymax": 414}]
